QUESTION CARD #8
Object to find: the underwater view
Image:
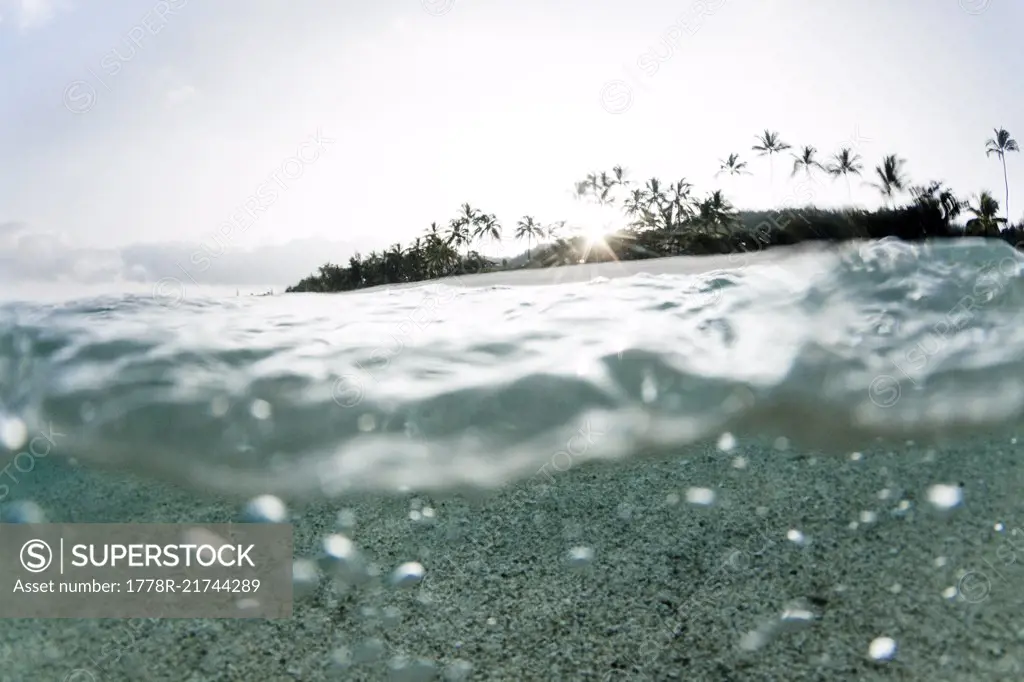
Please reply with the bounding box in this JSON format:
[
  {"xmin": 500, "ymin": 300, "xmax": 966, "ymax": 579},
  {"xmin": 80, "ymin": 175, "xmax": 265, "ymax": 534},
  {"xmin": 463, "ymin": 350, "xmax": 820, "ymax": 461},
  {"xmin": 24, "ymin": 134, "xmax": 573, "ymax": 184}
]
[
  {"xmin": 3, "ymin": 240, "xmax": 1024, "ymax": 680},
  {"xmin": 2, "ymin": 0, "xmax": 1023, "ymax": 679}
]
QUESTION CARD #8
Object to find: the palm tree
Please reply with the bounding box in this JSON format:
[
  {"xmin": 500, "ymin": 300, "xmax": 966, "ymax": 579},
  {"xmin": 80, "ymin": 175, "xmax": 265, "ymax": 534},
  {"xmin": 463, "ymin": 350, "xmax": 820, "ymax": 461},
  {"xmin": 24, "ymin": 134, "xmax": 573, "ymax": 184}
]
[
  {"xmin": 965, "ymin": 191, "xmax": 1007, "ymax": 236},
  {"xmin": 696, "ymin": 190, "xmax": 739, "ymax": 236},
  {"xmin": 384, "ymin": 243, "xmax": 405, "ymax": 283},
  {"xmin": 515, "ymin": 216, "xmax": 544, "ymax": 261},
  {"xmin": 546, "ymin": 220, "xmax": 566, "ymax": 241},
  {"xmin": 752, "ymin": 130, "xmax": 791, "ymax": 198},
  {"xmin": 447, "ymin": 203, "xmax": 481, "ymax": 255},
  {"xmin": 473, "ymin": 213, "xmax": 502, "ymax": 249},
  {"xmin": 985, "ymin": 128, "xmax": 1019, "ymax": 221},
  {"xmin": 791, "ymin": 145, "xmax": 824, "ymax": 180},
  {"xmin": 867, "ymin": 154, "xmax": 909, "ymax": 207},
  {"xmin": 575, "ymin": 165, "xmax": 630, "ymax": 206},
  {"xmin": 826, "ymin": 147, "xmax": 864, "ymax": 204},
  {"xmin": 910, "ymin": 181, "xmax": 965, "ymax": 224},
  {"xmin": 715, "ymin": 153, "xmax": 750, "ymax": 177}
]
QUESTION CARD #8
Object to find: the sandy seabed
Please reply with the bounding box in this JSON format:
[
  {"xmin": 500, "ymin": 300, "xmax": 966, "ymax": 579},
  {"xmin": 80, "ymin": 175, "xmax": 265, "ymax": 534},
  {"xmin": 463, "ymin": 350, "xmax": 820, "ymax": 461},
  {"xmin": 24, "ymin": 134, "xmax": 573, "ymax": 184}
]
[{"xmin": 1, "ymin": 434, "xmax": 1023, "ymax": 681}]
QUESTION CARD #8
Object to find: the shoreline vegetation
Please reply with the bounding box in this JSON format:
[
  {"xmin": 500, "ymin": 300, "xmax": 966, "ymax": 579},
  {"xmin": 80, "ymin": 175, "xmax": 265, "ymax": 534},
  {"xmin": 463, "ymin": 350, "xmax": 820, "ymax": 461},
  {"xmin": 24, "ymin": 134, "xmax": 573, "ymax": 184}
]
[{"xmin": 286, "ymin": 129, "xmax": 1022, "ymax": 293}]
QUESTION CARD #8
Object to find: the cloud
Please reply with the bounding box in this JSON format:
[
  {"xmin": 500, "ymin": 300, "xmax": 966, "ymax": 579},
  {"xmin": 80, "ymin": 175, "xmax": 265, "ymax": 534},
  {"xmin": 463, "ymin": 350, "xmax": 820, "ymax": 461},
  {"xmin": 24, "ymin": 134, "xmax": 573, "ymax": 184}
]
[
  {"xmin": 11, "ymin": 0, "xmax": 56, "ymax": 30},
  {"xmin": 0, "ymin": 223, "xmax": 361, "ymax": 289},
  {"xmin": 165, "ymin": 84, "xmax": 198, "ymax": 106}
]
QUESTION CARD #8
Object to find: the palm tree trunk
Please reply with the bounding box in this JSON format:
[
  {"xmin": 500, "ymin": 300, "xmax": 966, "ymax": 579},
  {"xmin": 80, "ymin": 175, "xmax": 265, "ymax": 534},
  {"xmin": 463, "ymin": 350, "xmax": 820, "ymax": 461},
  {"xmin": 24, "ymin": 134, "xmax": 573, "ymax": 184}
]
[
  {"xmin": 1002, "ymin": 154, "xmax": 1011, "ymax": 221},
  {"xmin": 846, "ymin": 175, "xmax": 852, "ymax": 206}
]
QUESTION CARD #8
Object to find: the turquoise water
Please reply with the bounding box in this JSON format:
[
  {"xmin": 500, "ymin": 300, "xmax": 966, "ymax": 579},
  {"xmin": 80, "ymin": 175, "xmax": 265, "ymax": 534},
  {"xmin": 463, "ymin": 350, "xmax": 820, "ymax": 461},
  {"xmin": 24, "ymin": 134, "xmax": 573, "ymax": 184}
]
[{"xmin": 2, "ymin": 238, "xmax": 1024, "ymax": 497}]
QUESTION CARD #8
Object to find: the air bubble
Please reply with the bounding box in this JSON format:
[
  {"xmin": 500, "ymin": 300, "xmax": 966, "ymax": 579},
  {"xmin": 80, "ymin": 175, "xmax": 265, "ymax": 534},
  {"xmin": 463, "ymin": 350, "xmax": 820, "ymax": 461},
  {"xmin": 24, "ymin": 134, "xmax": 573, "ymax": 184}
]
[
  {"xmin": 291, "ymin": 559, "xmax": 319, "ymax": 600},
  {"xmin": 926, "ymin": 484, "xmax": 963, "ymax": 510},
  {"xmin": 1, "ymin": 500, "xmax": 46, "ymax": 524},
  {"xmin": 786, "ymin": 529, "xmax": 808, "ymax": 546},
  {"xmin": 336, "ymin": 508, "xmax": 357, "ymax": 531},
  {"xmin": 391, "ymin": 561, "xmax": 426, "ymax": 588},
  {"xmin": 567, "ymin": 546, "xmax": 595, "ymax": 568},
  {"xmin": 868, "ymin": 636, "xmax": 897, "ymax": 661},
  {"xmin": 249, "ymin": 399, "xmax": 272, "ymax": 420},
  {"xmin": 0, "ymin": 415, "xmax": 27, "ymax": 450},
  {"xmin": 387, "ymin": 655, "xmax": 438, "ymax": 682},
  {"xmin": 242, "ymin": 495, "xmax": 287, "ymax": 523},
  {"xmin": 685, "ymin": 487, "xmax": 716, "ymax": 507}
]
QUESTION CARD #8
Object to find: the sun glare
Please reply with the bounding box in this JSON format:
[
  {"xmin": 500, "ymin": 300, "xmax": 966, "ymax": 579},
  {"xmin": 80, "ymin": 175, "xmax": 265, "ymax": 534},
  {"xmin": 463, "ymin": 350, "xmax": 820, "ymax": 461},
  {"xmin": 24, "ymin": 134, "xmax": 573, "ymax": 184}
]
[{"xmin": 581, "ymin": 225, "xmax": 609, "ymax": 246}]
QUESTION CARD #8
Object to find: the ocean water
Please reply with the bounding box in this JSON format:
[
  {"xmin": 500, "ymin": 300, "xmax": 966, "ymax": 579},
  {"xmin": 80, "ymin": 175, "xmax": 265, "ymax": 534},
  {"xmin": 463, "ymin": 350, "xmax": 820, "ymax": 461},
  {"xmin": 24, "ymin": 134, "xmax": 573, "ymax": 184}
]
[{"xmin": 2, "ymin": 237, "xmax": 1024, "ymax": 498}]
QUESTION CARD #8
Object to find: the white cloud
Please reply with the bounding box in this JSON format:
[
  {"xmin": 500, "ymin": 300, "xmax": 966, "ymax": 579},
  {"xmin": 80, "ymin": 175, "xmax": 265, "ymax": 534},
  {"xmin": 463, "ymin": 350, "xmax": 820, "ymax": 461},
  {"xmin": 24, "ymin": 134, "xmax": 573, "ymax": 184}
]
[
  {"xmin": 16, "ymin": 0, "xmax": 56, "ymax": 30},
  {"xmin": 0, "ymin": 222, "xmax": 363, "ymax": 290},
  {"xmin": 165, "ymin": 84, "xmax": 197, "ymax": 106}
]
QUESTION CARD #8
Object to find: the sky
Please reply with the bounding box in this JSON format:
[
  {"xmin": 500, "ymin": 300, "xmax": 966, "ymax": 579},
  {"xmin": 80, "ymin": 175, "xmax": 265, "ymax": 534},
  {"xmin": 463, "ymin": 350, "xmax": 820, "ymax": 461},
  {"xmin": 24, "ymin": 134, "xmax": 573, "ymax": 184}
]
[{"xmin": 0, "ymin": 0, "xmax": 1021, "ymax": 292}]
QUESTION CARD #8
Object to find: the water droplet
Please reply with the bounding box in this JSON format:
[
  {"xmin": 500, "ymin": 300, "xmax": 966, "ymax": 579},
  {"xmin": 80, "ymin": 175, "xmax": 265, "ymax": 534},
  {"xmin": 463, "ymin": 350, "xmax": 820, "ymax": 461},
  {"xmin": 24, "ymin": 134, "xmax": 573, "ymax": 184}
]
[
  {"xmin": 942, "ymin": 586, "xmax": 958, "ymax": 600},
  {"xmin": 640, "ymin": 374, "xmax": 657, "ymax": 403},
  {"xmin": 934, "ymin": 556, "xmax": 948, "ymax": 568},
  {"xmin": 732, "ymin": 456, "xmax": 748, "ymax": 469},
  {"xmin": 665, "ymin": 493, "xmax": 680, "ymax": 506},
  {"xmin": 357, "ymin": 413, "xmax": 377, "ymax": 432},
  {"xmin": 685, "ymin": 487, "xmax": 716, "ymax": 507},
  {"xmin": 249, "ymin": 399, "xmax": 272, "ymax": 420},
  {"xmin": 868, "ymin": 636, "xmax": 897, "ymax": 661},
  {"xmin": 786, "ymin": 529, "xmax": 808, "ymax": 546},
  {"xmin": 717, "ymin": 432, "xmax": 736, "ymax": 452},
  {"xmin": 567, "ymin": 546, "xmax": 595, "ymax": 568},
  {"xmin": 381, "ymin": 605, "xmax": 402, "ymax": 628},
  {"xmin": 353, "ymin": 637, "xmax": 385, "ymax": 664},
  {"xmin": 210, "ymin": 396, "xmax": 230, "ymax": 417},
  {"xmin": 739, "ymin": 628, "xmax": 771, "ymax": 651},
  {"xmin": 877, "ymin": 488, "xmax": 892, "ymax": 501},
  {"xmin": 850, "ymin": 452, "xmax": 863, "ymax": 462},
  {"xmin": 926, "ymin": 484, "xmax": 963, "ymax": 511},
  {"xmin": 242, "ymin": 495, "xmax": 288, "ymax": 523},
  {"xmin": 889, "ymin": 583, "xmax": 902, "ymax": 594},
  {"xmin": 443, "ymin": 659, "xmax": 474, "ymax": 681},
  {"xmin": 386, "ymin": 655, "xmax": 438, "ymax": 682},
  {"xmin": 329, "ymin": 645, "xmax": 353, "ymax": 669},
  {"xmin": 485, "ymin": 616, "xmax": 498, "ymax": 629},
  {"xmin": 235, "ymin": 597, "xmax": 261, "ymax": 612},
  {"xmin": 0, "ymin": 415, "xmax": 28, "ymax": 450},
  {"xmin": 291, "ymin": 559, "xmax": 319, "ymax": 600},
  {"xmin": 336, "ymin": 508, "xmax": 357, "ymax": 531},
  {"xmin": 320, "ymin": 534, "xmax": 368, "ymax": 584},
  {"xmin": 773, "ymin": 437, "xmax": 790, "ymax": 451},
  {"xmin": 408, "ymin": 510, "xmax": 423, "ymax": 522},
  {"xmin": 859, "ymin": 511, "xmax": 878, "ymax": 524},
  {"xmin": 1, "ymin": 500, "xmax": 46, "ymax": 524},
  {"xmin": 778, "ymin": 607, "xmax": 815, "ymax": 633},
  {"xmin": 391, "ymin": 561, "xmax": 425, "ymax": 588},
  {"xmin": 1012, "ymin": 437, "xmax": 1018, "ymax": 445},
  {"xmin": 421, "ymin": 507, "xmax": 436, "ymax": 520},
  {"xmin": 994, "ymin": 522, "xmax": 1005, "ymax": 533}
]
